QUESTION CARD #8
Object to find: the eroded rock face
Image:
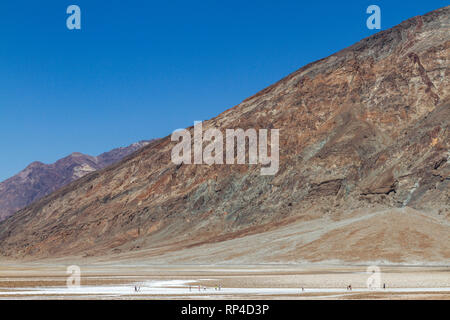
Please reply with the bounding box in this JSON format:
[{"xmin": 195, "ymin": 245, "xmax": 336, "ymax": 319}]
[
  {"xmin": 0, "ymin": 7, "xmax": 448, "ymax": 260},
  {"xmin": 0, "ymin": 141, "xmax": 151, "ymax": 221}
]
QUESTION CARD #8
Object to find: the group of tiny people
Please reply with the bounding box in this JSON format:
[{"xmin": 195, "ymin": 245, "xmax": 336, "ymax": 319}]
[
  {"xmin": 188, "ymin": 284, "xmax": 222, "ymax": 292},
  {"xmin": 298, "ymin": 283, "xmax": 387, "ymax": 293},
  {"xmin": 132, "ymin": 282, "xmax": 388, "ymax": 294},
  {"xmin": 133, "ymin": 283, "xmax": 224, "ymax": 293}
]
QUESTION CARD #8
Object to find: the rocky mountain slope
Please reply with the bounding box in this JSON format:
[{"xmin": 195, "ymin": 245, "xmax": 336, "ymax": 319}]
[
  {"xmin": 0, "ymin": 7, "xmax": 448, "ymax": 262},
  {"xmin": 0, "ymin": 141, "xmax": 151, "ymax": 221}
]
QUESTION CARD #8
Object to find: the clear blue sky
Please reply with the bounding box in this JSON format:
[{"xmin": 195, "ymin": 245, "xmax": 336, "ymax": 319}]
[{"xmin": 0, "ymin": 0, "xmax": 447, "ymax": 181}]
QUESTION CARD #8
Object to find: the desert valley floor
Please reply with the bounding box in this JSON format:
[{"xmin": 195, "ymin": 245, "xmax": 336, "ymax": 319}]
[
  {"xmin": 1, "ymin": 206, "xmax": 449, "ymax": 300},
  {"xmin": 1, "ymin": 263, "xmax": 449, "ymax": 300}
]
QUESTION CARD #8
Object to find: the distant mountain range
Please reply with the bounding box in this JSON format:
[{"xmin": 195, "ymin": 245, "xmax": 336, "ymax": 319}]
[{"xmin": 0, "ymin": 141, "xmax": 152, "ymax": 221}]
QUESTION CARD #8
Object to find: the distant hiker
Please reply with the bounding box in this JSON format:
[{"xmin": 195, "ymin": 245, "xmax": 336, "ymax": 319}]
[
  {"xmin": 383, "ymin": 283, "xmax": 386, "ymax": 289},
  {"xmin": 302, "ymin": 287, "xmax": 305, "ymax": 292}
]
